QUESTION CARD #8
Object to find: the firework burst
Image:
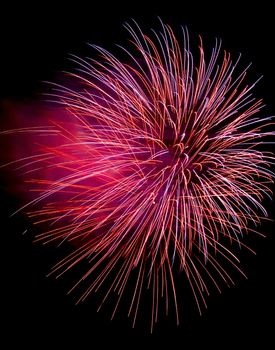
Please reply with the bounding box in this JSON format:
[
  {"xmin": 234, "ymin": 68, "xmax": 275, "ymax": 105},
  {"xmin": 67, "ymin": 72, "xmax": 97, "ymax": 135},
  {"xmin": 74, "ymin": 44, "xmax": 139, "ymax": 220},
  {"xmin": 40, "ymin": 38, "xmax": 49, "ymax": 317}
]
[{"xmin": 3, "ymin": 21, "xmax": 275, "ymax": 330}]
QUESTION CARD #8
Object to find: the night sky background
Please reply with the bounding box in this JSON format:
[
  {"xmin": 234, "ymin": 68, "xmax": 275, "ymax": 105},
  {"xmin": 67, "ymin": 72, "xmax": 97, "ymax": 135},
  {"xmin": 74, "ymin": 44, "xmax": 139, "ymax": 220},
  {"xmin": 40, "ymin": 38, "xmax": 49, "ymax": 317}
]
[{"xmin": 1, "ymin": 2, "xmax": 274, "ymax": 348}]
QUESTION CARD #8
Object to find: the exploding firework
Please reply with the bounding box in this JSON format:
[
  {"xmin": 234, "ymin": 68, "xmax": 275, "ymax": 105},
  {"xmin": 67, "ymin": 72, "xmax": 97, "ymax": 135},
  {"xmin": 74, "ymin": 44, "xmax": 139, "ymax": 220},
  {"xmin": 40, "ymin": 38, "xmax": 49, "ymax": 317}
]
[{"xmin": 3, "ymin": 20, "xmax": 275, "ymax": 330}]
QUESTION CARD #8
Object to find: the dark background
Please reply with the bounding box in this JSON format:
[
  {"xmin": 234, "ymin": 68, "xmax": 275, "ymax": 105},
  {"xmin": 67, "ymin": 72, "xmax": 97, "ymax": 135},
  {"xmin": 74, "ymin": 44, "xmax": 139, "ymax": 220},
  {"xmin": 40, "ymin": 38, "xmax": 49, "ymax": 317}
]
[{"xmin": 1, "ymin": 2, "xmax": 274, "ymax": 348}]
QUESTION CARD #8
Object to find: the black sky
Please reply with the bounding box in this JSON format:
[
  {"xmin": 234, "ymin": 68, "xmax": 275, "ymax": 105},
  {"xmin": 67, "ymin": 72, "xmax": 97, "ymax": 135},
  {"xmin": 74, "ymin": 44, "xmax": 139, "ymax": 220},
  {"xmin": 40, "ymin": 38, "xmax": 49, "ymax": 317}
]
[{"xmin": 1, "ymin": 2, "xmax": 274, "ymax": 348}]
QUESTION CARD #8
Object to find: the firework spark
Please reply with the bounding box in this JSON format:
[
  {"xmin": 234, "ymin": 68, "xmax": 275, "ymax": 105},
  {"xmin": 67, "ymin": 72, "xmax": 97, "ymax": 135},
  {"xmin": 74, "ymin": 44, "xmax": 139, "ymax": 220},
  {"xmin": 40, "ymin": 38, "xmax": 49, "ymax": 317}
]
[{"xmin": 3, "ymin": 21, "xmax": 275, "ymax": 330}]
